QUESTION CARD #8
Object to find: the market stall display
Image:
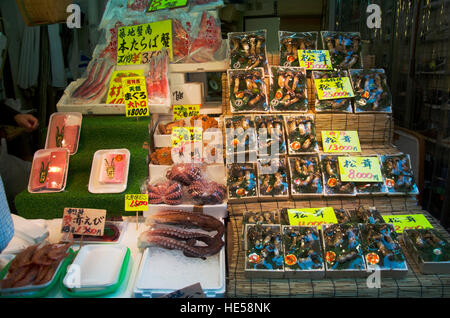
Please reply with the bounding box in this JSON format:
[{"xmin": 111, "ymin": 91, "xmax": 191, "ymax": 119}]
[
  {"xmin": 224, "ymin": 115, "xmax": 258, "ymax": 156},
  {"xmin": 278, "ymin": 31, "xmax": 318, "ymax": 67},
  {"xmin": 284, "ymin": 114, "xmax": 319, "ymax": 154},
  {"xmin": 257, "ymin": 157, "xmax": 289, "ymax": 200},
  {"xmin": 320, "ymin": 154, "xmax": 356, "ymax": 196},
  {"xmin": 380, "ymin": 154, "xmax": 419, "ymax": 195},
  {"xmin": 226, "ymin": 163, "xmax": 258, "ymax": 203},
  {"xmin": 312, "ymin": 70, "xmax": 353, "ymax": 113},
  {"xmin": 254, "ymin": 115, "xmax": 286, "ymax": 156},
  {"xmin": 228, "ymin": 68, "xmax": 268, "ymax": 113},
  {"xmin": 320, "ymin": 31, "xmax": 362, "ymax": 69},
  {"xmin": 288, "ymin": 155, "xmax": 323, "ymax": 197},
  {"xmin": 228, "ymin": 30, "xmax": 268, "ymax": 71},
  {"xmin": 350, "ymin": 69, "xmax": 392, "ymax": 113},
  {"xmin": 269, "ymin": 66, "xmax": 308, "ymax": 113}
]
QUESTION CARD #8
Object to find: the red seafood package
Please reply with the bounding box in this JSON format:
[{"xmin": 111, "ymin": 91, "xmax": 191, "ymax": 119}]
[
  {"xmin": 28, "ymin": 148, "xmax": 70, "ymax": 193},
  {"xmin": 45, "ymin": 112, "xmax": 82, "ymax": 155}
]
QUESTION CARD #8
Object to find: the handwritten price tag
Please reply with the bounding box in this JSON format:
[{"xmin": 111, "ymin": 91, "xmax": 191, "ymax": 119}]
[
  {"xmin": 117, "ymin": 20, "xmax": 172, "ymax": 65},
  {"xmin": 173, "ymin": 104, "xmax": 201, "ymax": 121},
  {"xmin": 382, "ymin": 214, "xmax": 433, "ymax": 233},
  {"xmin": 286, "ymin": 207, "xmax": 337, "ymax": 230},
  {"xmin": 322, "ymin": 131, "xmax": 361, "ymax": 153},
  {"xmin": 298, "ymin": 50, "xmax": 333, "ymax": 70},
  {"xmin": 61, "ymin": 208, "xmax": 106, "ymax": 237},
  {"xmin": 125, "ymin": 194, "xmax": 149, "ymax": 211},
  {"xmin": 122, "ymin": 76, "xmax": 149, "ymax": 117},
  {"xmin": 106, "ymin": 70, "xmax": 145, "ymax": 104},
  {"xmin": 171, "ymin": 127, "xmax": 202, "ymax": 148},
  {"xmin": 338, "ymin": 156, "xmax": 382, "ymax": 182},
  {"xmin": 314, "ymin": 77, "xmax": 355, "ymax": 100},
  {"xmin": 148, "ymin": 0, "xmax": 188, "ymax": 12}
]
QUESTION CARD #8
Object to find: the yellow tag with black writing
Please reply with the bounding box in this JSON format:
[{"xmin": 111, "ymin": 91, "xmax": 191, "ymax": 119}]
[
  {"xmin": 298, "ymin": 50, "xmax": 333, "ymax": 70},
  {"xmin": 106, "ymin": 70, "xmax": 145, "ymax": 104},
  {"xmin": 322, "ymin": 131, "xmax": 361, "ymax": 152},
  {"xmin": 382, "ymin": 214, "xmax": 433, "ymax": 233},
  {"xmin": 122, "ymin": 76, "xmax": 149, "ymax": 117},
  {"xmin": 286, "ymin": 207, "xmax": 337, "ymax": 230},
  {"xmin": 338, "ymin": 156, "xmax": 382, "ymax": 182},
  {"xmin": 314, "ymin": 77, "xmax": 355, "ymax": 100},
  {"xmin": 125, "ymin": 194, "xmax": 149, "ymax": 212},
  {"xmin": 171, "ymin": 127, "xmax": 202, "ymax": 148},
  {"xmin": 173, "ymin": 105, "xmax": 201, "ymax": 121}
]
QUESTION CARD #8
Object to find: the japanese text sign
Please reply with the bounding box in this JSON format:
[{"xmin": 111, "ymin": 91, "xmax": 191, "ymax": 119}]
[
  {"xmin": 173, "ymin": 105, "xmax": 201, "ymax": 121},
  {"xmin": 106, "ymin": 70, "xmax": 145, "ymax": 105},
  {"xmin": 321, "ymin": 131, "xmax": 361, "ymax": 153},
  {"xmin": 117, "ymin": 20, "xmax": 172, "ymax": 65},
  {"xmin": 122, "ymin": 76, "xmax": 149, "ymax": 117},
  {"xmin": 61, "ymin": 208, "xmax": 106, "ymax": 237},
  {"xmin": 314, "ymin": 77, "xmax": 355, "ymax": 100},
  {"xmin": 148, "ymin": 0, "xmax": 188, "ymax": 12},
  {"xmin": 298, "ymin": 50, "xmax": 333, "ymax": 70},
  {"xmin": 338, "ymin": 156, "xmax": 382, "ymax": 182},
  {"xmin": 171, "ymin": 127, "xmax": 202, "ymax": 148},
  {"xmin": 382, "ymin": 214, "xmax": 433, "ymax": 233},
  {"xmin": 287, "ymin": 207, "xmax": 337, "ymax": 230},
  {"xmin": 125, "ymin": 194, "xmax": 149, "ymax": 211}
]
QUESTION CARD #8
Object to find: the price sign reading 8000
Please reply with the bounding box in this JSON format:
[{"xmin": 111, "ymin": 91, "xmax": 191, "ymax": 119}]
[{"xmin": 122, "ymin": 76, "xmax": 149, "ymax": 117}]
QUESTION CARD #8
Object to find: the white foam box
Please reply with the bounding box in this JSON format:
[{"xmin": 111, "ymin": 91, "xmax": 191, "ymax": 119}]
[
  {"xmin": 144, "ymin": 164, "xmax": 228, "ymax": 219},
  {"xmin": 170, "ymin": 82, "xmax": 203, "ymax": 105},
  {"xmin": 169, "ymin": 73, "xmax": 186, "ymax": 85}
]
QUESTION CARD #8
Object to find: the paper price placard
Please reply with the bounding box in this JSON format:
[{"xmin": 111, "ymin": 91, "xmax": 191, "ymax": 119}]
[
  {"xmin": 314, "ymin": 77, "xmax": 355, "ymax": 100},
  {"xmin": 148, "ymin": 0, "xmax": 188, "ymax": 12},
  {"xmin": 61, "ymin": 208, "xmax": 106, "ymax": 237},
  {"xmin": 106, "ymin": 70, "xmax": 145, "ymax": 104},
  {"xmin": 286, "ymin": 207, "xmax": 337, "ymax": 229},
  {"xmin": 117, "ymin": 20, "xmax": 172, "ymax": 65},
  {"xmin": 122, "ymin": 76, "xmax": 149, "ymax": 117},
  {"xmin": 338, "ymin": 156, "xmax": 382, "ymax": 182},
  {"xmin": 298, "ymin": 50, "xmax": 333, "ymax": 70},
  {"xmin": 322, "ymin": 131, "xmax": 361, "ymax": 153},
  {"xmin": 173, "ymin": 104, "xmax": 201, "ymax": 121},
  {"xmin": 125, "ymin": 194, "xmax": 149, "ymax": 211},
  {"xmin": 382, "ymin": 214, "xmax": 433, "ymax": 233},
  {"xmin": 171, "ymin": 127, "xmax": 202, "ymax": 147}
]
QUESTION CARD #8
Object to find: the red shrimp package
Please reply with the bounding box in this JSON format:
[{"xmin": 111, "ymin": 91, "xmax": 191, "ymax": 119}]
[{"xmin": 45, "ymin": 112, "xmax": 82, "ymax": 155}]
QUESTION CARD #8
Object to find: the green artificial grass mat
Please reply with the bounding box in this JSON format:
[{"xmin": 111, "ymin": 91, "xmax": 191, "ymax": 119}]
[{"xmin": 15, "ymin": 115, "xmax": 150, "ymax": 219}]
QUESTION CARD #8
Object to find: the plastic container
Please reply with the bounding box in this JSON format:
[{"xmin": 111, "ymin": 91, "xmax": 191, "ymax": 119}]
[
  {"xmin": 380, "ymin": 153, "xmax": 419, "ymax": 195},
  {"xmin": 257, "ymin": 157, "xmax": 289, "ymax": 201},
  {"xmin": 226, "ymin": 163, "xmax": 259, "ymax": 203},
  {"xmin": 268, "ymin": 66, "xmax": 308, "ymax": 112},
  {"xmin": 45, "ymin": 112, "xmax": 82, "ymax": 155},
  {"xmin": 284, "ymin": 114, "xmax": 319, "ymax": 155},
  {"xmin": 278, "ymin": 31, "xmax": 319, "ymax": 67},
  {"xmin": 28, "ymin": 148, "xmax": 70, "ymax": 193},
  {"xmin": 228, "ymin": 30, "xmax": 268, "ymax": 71},
  {"xmin": 350, "ymin": 69, "xmax": 392, "ymax": 113},
  {"xmin": 288, "ymin": 155, "xmax": 324, "ymax": 198},
  {"xmin": 88, "ymin": 149, "xmax": 130, "ymax": 194}
]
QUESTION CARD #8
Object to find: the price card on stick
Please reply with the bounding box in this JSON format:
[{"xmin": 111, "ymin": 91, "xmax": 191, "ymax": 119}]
[
  {"xmin": 173, "ymin": 104, "xmax": 201, "ymax": 121},
  {"xmin": 125, "ymin": 194, "xmax": 149, "ymax": 229},
  {"xmin": 382, "ymin": 214, "xmax": 433, "ymax": 233},
  {"xmin": 298, "ymin": 50, "xmax": 333, "ymax": 70},
  {"xmin": 122, "ymin": 76, "xmax": 149, "ymax": 117},
  {"xmin": 338, "ymin": 156, "xmax": 382, "ymax": 182},
  {"xmin": 322, "ymin": 131, "xmax": 361, "ymax": 153},
  {"xmin": 314, "ymin": 77, "xmax": 355, "ymax": 100},
  {"xmin": 61, "ymin": 208, "xmax": 106, "ymax": 237},
  {"xmin": 286, "ymin": 207, "xmax": 337, "ymax": 230}
]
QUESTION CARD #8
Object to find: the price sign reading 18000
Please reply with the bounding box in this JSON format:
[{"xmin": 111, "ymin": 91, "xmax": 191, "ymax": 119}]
[
  {"xmin": 122, "ymin": 76, "xmax": 149, "ymax": 117},
  {"xmin": 314, "ymin": 77, "xmax": 355, "ymax": 100}
]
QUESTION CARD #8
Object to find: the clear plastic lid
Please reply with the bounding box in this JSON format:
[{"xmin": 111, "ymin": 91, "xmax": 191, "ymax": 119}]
[{"xmin": 45, "ymin": 112, "xmax": 82, "ymax": 155}]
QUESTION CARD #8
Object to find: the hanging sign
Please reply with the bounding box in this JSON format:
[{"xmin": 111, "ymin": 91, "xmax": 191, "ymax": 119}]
[
  {"xmin": 148, "ymin": 0, "xmax": 189, "ymax": 12},
  {"xmin": 314, "ymin": 77, "xmax": 355, "ymax": 100},
  {"xmin": 117, "ymin": 20, "xmax": 172, "ymax": 65},
  {"xmin": 338, "ymin": 156, "xmax": 382, "ymax": 182},
  {"xmin": 125, "ymin": 194, "xmax": 149, "ymax": 212},
  {"xmin": 321, "ymin": 131, "xmax": 361, "ymax": 153},
  {"xmin": 382, "ymin": 214, "xmax": 434, "ymax": 233},
  {"xmin": 61, "ymin": 208, "xmax": 106, "ymax": 237},
  {"xmin": 106, "ymin": 70, "xmax": 145, "ymax": 104},
  {"xmin": 298, "ymin": 50, "xmax": 333, "ymax": 70},
  {"xmin": 286, "ymin": 207, "xmax": 337, "ymax": 229},
  {"xmin": 122, "ymin": 76, "xmax": 149, "ymax": 117},
  {"xmin": 173, "ymin": 105, "xmax": 201, "ymax": 121}
]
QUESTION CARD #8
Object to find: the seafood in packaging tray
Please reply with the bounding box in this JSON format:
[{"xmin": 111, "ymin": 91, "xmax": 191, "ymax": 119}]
[
  {"xmin": 312, "ymin": 70, "xmax": 353, "ymax": 113},
  {"xmin": 359, "ymin": 223, "xmax": 408, "ymax": 278},
  {"xmin": 380, "ymin": 153, "xmax": 419, "ymax": 195},
  {"xmin": 321, "ymin": 31, "xmax": 362, "ymax": 69},
  {"xmin": 228, "ymin": 68, "xmax": 269, "ymax": 113},
  {"xmin": 321, "ymin": 223, "xmax": 367, "ymax": 278},
  {"xmin": 284, "ymin": 114, "xmax": 319, "ymax": 154},
  {"xmin": 288, "ymin": 155, "xmax": 324, "ymax": 197},
  {"xmin": 257, "ymin": 157, "xmax": 289, "ymax": 200},
  {"xmin": 254, "ymin": 115, "xmax": 286, "ymax": 156},
  {"xmin": 403, "ymin": 228, "xmax": 450, "ymax": 274},
  {"xmin": 320, "ymin": 154, "xmax": 356, "ymax": 196},
  {"xmin": 269, "ymin": 66, "xmax": 308, "ymax": 112},
  {"xmin": 278, "ymin": 31, "xmax": 318, "ymax": 67},
  {"xmin": 226, "ymin": 163, "xmax": 258, "ymax": 203},
  {"xmin": 350, "ymin": 69, "xmax": 392, "ymax": 113},
  {"xmin": 45, "ymin": 112, "xmax": 82, "ymax": 155},
  {"xmin": 282, "ymin": 225, "xmax": 325, "ymax": 279},
  {"xmin": 224, "ymin": 115, "xmax": 258, "ymax": 156},
  {"xmin": 228, "ymin": 30, "xmax": 268, "ymax": 71},
  {"xmin": 345, "ymin": 206, "xmax": 385, "ymax": 224},
  {"xmin": 244, "ymin": 224, "xmax": 284, "ymax": 278}
]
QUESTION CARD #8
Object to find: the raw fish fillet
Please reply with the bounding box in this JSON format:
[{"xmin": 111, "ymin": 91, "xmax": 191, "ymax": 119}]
[
  {"xmin": 45, "ymin": 151, "xmax": 68, "ymax": 190},
  {"xmin": 100, "ymin": 153, "xmax": 127, "ymax": 184},
  {"xmin": 47, "ymin": 115, "xmax": 80, "ymax": 154},
  {"xmin": 30, "ymin": 158, "xmax": 50, "ymax": 191}
]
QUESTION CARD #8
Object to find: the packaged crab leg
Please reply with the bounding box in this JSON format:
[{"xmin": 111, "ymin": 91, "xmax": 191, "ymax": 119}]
[
  {"xmin": 269, "ymin": 66, "xmax": 308, "ymax": 112},
  {"xmin": 320, "ymin": 154, "xmax": 356, "ymax": 196},
  {"xmin": 146, "ymin": 49, "xmax": 170, "ymax": 107},
  {"xmin": 284, "ymin": 114, "xmax": 319, "ymax": 154},
  {"xmin": 380, "ymin": 154, "xmax": 419, "ymax": 195},
  {"xmin": 350, "ymin": 69, "xmax": 392, "ymax": 113},
  {"xmin": 254, "ymin": 115, "xmax": 286, "ymax": 156},
  {"xmin": 279, "ymin": 31, "xmax": 318, "ymax": 67},
  {"xmin": 321, "ymin": 31, "xmax": 362, "ymax": 69},
  {"xmin": 228, "ymin": 30, "xmax": 268, "ymax": 71},
  {"xmin": 289, "ymin": 155, "xmax": 323, "ymax": 197},
  {"xmin": 312, "ymin": 70, "xmax": 353, "ymax": 113},
  {"xmin": 257, "ymin": 157, "xmax": 289, "ymax": 200},
  {"xmin": 228, "ymin": 68, "xmax": 268, "ymax": 113},
  {"xmin": 226, "ymin": 163, "xmax": 258, "ymax": 202}
]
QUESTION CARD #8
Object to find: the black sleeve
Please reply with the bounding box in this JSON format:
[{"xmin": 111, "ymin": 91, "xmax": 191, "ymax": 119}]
[{"xmin": 0, "ymin": 103, "xmax": 20, "ymax": 126}]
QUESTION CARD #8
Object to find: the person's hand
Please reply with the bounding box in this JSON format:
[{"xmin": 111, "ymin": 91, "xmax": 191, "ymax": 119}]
[{"xmin": 14, "ymin": 114, "xmax": 39, "ymax": 132}]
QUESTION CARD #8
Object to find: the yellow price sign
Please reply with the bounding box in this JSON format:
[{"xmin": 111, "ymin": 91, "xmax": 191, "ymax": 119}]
[
  {"xmin": 125, "ymin": 194, "xmax": 149, "ymax": 211},
  {"xmin": 122, "ymin": 76, "xmax": 149, "ymax": 117},
  {"xmin": 338, "ymin": 156, "xmax": 382, "ymax": 182},
  {"xmin": 106, "ymin": 70, "xmax": 145, "ymax": 104},
  {"xmin": 117, "ymin": 20, "xmax": 172, "ymax": 65},
  {"xmin": 286, "ymin": 207, "xmax": 337, "ymax": 230},
  {"xmin": 173, "ymin": 105, "xmax": 201, "ymax": 121},
  {"xmin": 382, "ymin": 214, "xmax": 433, "ymax": 233},
  {"xmin": 322, "ymin": 131, "xmax": 361, "ymax": 153},
  {"xmin": 171, "ymin": 127, "xmax": 202, "ymax": 148},
  {"xmin": 314, "ymin": 77, "xmax": 354, "ymax": 100},
  {"xmin": 298, "ymin": 50, "xmax": 333, "ymax": 70}
]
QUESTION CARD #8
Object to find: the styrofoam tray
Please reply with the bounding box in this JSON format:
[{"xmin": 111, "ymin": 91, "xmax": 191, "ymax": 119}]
[{"xmin": 63, "ymin": 245, "xmax": 127, "ymax": 289}]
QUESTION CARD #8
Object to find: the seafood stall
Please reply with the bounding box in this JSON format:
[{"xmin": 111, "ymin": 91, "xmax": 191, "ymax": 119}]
[{"xmin": 2, "ymin": 0, "xmax": 450, "ymax": 301}]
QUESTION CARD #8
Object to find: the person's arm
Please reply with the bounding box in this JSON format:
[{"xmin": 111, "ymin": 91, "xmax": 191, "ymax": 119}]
[
  {"xmin": 0, "ymin": 104, "xmax": 20, "ymax": 126},
  {"xmin": 0, "ymin": 104, "xmax": 39, "ymax": 132}
]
